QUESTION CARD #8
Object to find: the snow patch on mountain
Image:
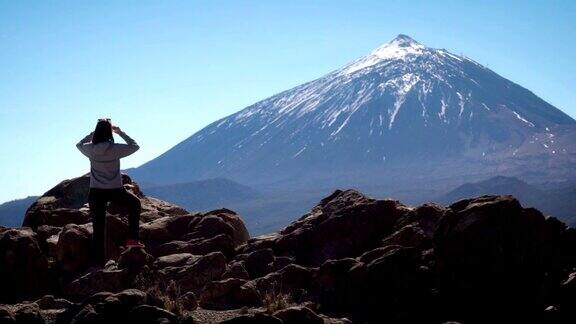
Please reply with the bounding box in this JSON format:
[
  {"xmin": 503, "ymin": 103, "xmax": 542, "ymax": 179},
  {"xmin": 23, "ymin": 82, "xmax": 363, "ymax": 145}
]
[{"xmin": 344, "ymin": 34, "xmax": 425, "ymax": 74}]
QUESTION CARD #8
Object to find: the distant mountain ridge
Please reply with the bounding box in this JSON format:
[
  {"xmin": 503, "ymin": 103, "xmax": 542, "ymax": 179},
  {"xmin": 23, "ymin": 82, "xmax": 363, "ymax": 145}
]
[
  {"xmin": 128, "ymin": 34, "xmax": 576, "ymax": 190},
  {"xmin": 438, "ymin": 176, "xmax": 576, "ymax": 226},
  {"xmin": 0, "ymin": 196, "xmax": 38, "ymax": 227},
  {"xmin": 143, "ymin": 178, "xmax": 261, "ymax": 212}
]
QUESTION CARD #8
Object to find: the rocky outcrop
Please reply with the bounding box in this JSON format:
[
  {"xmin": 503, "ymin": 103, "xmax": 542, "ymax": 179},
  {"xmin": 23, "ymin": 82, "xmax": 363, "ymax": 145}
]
[{"xmin": 3, "ymin": 176, "xmax": 576, "ymax": 323}]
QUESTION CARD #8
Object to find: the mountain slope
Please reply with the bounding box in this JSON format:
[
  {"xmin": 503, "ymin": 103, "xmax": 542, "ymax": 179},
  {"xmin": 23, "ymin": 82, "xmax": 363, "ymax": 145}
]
[
  {"xmin": 143, "ymin": 178, "xmax": 261, "ymax": 212},
  {"xmin": 129, "ymin": 34, "xmax": 576, "ymax": 189},
  {"xmin": 0, "ymin": 196, "xmax": 38, "ymax": 227}
]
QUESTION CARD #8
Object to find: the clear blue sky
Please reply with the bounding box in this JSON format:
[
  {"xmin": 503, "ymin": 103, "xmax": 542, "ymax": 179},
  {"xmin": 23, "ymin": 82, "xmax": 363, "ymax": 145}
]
[{"xmin": 0, "ymin": 0, "xmax": 574, "ymax": 203}]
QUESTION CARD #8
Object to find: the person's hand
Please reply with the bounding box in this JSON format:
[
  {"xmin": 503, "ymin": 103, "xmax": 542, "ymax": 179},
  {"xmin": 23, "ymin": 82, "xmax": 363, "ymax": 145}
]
[{"xmin": 112, "ymin": 125, "xmax": 121, "ymax": 133}]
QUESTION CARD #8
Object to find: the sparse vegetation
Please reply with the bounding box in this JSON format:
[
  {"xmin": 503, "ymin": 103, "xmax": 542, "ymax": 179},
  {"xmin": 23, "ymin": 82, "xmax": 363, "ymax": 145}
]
[
  {"xmin": 263, "ymin": 285, "xmax": 293, "ymax": 314},
  {"xmin": 134, "ymin": 270, "xmax": 186, "ymax": 316}
]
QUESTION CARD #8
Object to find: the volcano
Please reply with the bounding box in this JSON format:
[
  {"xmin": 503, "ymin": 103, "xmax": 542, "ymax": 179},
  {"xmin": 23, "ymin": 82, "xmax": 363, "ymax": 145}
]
[{"xmin": 129, "ymin": 35, "xmax": 576, "ymax": 190}]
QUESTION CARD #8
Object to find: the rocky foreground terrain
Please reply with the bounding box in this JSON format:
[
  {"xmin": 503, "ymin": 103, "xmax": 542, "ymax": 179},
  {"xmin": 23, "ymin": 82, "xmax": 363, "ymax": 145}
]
[{"xmin": 1, "ymin": 174, "xmax": 576, "ymax": 323}]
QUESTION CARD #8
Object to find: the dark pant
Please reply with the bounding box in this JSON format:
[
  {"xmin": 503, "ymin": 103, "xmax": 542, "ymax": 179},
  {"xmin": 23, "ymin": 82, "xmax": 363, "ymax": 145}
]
[{"xmin": 88, "ymin": 187, "xmax": 141, "ymax": 266}]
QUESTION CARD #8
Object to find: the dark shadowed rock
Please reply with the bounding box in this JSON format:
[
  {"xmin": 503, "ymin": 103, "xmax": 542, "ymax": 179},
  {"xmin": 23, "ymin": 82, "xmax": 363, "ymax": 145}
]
[
  {"xmin": 57, "ymin": 224, "xmax": 92, "ymax": 274},
  {"xmin": 140, "ymin": 214, "xmax": 198, "ymax": 246},
  {"xmin": 0, "ymin": 228, "xmax": 49, "ymax": 302},
  {"xmin": 128, "ymin": 305, "xmax": 177, "ymax": 324},
  {"xmin": 180, "ymin": 291, "xmax": 198, "ymax": 311},
  {"xmin": 117, "ymin": 246, "xmax": 154, "ymax": 272},
  {"xmin": 185, "ymin": 215, "xmax": 235, "ymax": 240},
  {"xmin": 199, "ymin": 278, "xmax": 262, "ymax": 310},
  {"xmin": 63, "ymin": 268, "xmax": 127, "ymax": 300},
  {"xmin": 222, "ymin": 261, "xmax": 250, "ymax": 280},
  {"xmin": 205, "ymin": 208, "xmax": 250, "ymax": 246},
  {"xmin": 157, "ymin": 252, "xmax": 227, "ymax": 294},
  {"xmin": 273, "ymin": 189, "xmax": 408, "ymax": 266},
  {"xmin": 153, "ymin": 253, "xmax": 194, "ymax": 269},
  {"xmin": 153, "ymin": 234, "xmax": 236, "ymax": 259},
  {"xmin": 0, "ymin": 305, "xmax": 15, "ymax": 323},
  {"xmin": 236, "ymin": 249, "xmax": 275, "ymax": 279},
  {"xmin": 14, "ymin": 304, "xmax": 45, "ymax": 324},
  {"xmin": 434, "ymin": 195, "xmax": 566, "ymax": 323}
]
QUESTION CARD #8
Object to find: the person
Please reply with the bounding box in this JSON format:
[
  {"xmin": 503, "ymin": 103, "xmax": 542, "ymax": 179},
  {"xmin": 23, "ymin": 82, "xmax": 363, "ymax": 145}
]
[{"xmin": 76, "ymin": 118, "xmax": 143, "ymax": 267}]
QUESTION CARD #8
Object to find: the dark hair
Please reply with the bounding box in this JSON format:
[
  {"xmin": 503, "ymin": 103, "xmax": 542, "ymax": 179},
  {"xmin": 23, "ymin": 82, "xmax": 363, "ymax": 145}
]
[{"xmin": 92, "ymin": 120, "xmax": 114, "ymax": 144}]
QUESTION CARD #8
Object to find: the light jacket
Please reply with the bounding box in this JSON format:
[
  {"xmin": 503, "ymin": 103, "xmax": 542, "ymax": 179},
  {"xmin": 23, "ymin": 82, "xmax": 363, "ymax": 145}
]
[{"xmin": 76, "ymin": 130, "xmax": 139, "ymax": 189}]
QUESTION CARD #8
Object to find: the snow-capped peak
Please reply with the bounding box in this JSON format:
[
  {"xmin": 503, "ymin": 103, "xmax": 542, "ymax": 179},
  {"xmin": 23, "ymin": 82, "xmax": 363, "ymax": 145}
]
[{"xmin": 343, "ymin": 34, "xmax": 426, "ymax": 75}]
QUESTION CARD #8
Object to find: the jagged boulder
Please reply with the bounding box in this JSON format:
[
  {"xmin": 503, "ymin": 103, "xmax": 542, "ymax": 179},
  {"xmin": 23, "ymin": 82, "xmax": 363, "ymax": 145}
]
[{"xmin": 273, "ymin": 189, "xmax": 410, "ymax": 266}]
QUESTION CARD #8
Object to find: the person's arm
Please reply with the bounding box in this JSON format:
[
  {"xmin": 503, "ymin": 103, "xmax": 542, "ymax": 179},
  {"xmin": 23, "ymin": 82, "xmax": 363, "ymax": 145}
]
[
  {"xmin": 112, "ymin": 127, "xmax": 140, "ymax": 158},
  {"xmin": 76, "ymin": 132, "xmax": 94, "ymax": 157}
]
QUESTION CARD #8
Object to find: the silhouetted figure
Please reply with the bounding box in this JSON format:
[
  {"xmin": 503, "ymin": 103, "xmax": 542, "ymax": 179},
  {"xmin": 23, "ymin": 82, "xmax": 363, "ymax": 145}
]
[{"xmin": 76, "ymin": 118, "xmax": 142, "ymax": 266}]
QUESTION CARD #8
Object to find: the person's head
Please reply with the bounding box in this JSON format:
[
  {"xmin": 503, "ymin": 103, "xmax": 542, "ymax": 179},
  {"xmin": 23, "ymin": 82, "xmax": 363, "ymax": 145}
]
[{"xmin": 92, "ymin": 119, "xmax": 114, "ymax": 144}]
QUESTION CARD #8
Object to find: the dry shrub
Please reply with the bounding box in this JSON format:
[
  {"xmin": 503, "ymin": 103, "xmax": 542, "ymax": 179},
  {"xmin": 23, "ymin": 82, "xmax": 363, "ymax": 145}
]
[{"xmin": 263, "ymin": 283, "xmax": 293, "ymax": 313}]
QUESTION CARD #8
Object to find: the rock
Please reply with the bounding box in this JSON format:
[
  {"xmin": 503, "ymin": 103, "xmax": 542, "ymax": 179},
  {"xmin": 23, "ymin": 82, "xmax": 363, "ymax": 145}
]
[
  {"xmin": 57, "ymin": 224, "xmax": 92, "ymax": 274},
  {"xmin": 24, "ymin": 173, "xmax": 187, "ymax": 231},
  {"xmin": 271, "ymin": 256, "xmax": 294, "ymax": 271},
  {"xmin": 24, "ymin": 208, "xmax": 91, "ymax": 230},
  {"xmin": 434, "ymin": 195, "xmax": 564, "ymax": 322},
  {"xmin": 357, "ymin": 245, "xmax": 403, "ymax": 264},
  {"xmin": 185, "ymin": 215, "xmax": 235, "ymax": 240},
  {"xmin": 222, "ymin": 261, "xmax": 250, "ymax": 280},
  {"xmin": 0, "ymin": 228, "xmax": 48, "ymax": 302},
  {"xmin": 318, "ymin": 314, "xmax": 353, "ymax": 324},
  {"xmin": 117, "ymin": 247, "xmax": 154, "ymax": 272},
  {"xmin": 157, "ymin": 252, "xmax": 227, "ymax": 294},
  {"xmin": 114, "ymin": 289, "xmax": 148, "ymax": 309},
  {"xmin": 220, "ymin": 313, "xmax": 282, "ymax": 324},
  {"xmin": 14, "ymin": 304, "xmax": 45, "ymax": 324},
  {"xmin": 180, "ymin": 291, "xmax": 198, "ymax": 311},
  {"xmin": 153, "ymin": 253, "xmax": 194, "ymax": 269},
  {"xmin": 0, "ymin": 306, "xmax": 15, "ymax": 324},
  {"xmin": 128, "ymin": 305, "xmax": 177, "ymax": 324},
  {"xmin": 70, "ymin": 304, "xmax": 100, "ymax": 323},
  {"xmin": 236, "ymin": 249, "xmax": 275, "ymax": 279},
  {"xmin": 36, "ymin": 295, "xmax": 56, "ymax": 309},
  {"xmin": 35, "ymin": 225, "xmax": 62, "ymax": 255},
  {"xmin": 103, "ymin": 215, "xmax": 130, "ymax": 260},
  {"xmin": 140, "ymin": 214, "xmax": 198, "ymax": 246},
  {"xmin": 63, "ymin": 268, "xmax": 127, "ymax": 300},
  {"xmin": 199, "ymin": 278, "xmax": 262, "ymax": 310},
  {"xmin": 237, "ymin": 234, "xmax": 280, "ymax": 255},
  {"xmin": 274, "ymin": 190, "xmax": 408, "ymax": 266},
  {"xmin": 204, "ymin": 208, "xmax": 250, "ymax": 246},
  {"xmin": 253, "ymin": 264, "xmax": 315, "ymax": 297},
  {"xmin": 154, "ymin": 234, "xmax": 236, "ymax": 259},
  {"xmin": 273, "ymin": 306, "xmax": 323, "ymax": 324},
  {"xmin": 381, "ymin": 223, "xmax": 428, "ymax": 248}
]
